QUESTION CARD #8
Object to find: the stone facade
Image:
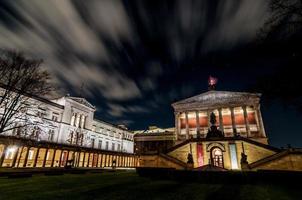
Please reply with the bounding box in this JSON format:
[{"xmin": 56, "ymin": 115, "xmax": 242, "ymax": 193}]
[
  {"xmin": 0, "ymin": 93, "xmax": 134, "ymax": 154},
  {"xmin": 0, "ymin": 89, "xmax": 135, "ymax": 168}
]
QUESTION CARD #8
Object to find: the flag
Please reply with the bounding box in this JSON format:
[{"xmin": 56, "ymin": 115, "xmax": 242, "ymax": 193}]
[{"xmin": 208, "ymin": 76, "xmax": 218, "ymax": 86}]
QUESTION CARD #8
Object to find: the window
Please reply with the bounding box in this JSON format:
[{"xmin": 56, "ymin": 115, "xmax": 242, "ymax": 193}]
[
  {"xmin": 68, "ymin": 131, "xmax": 74, "ymax": 144},
  {"xmin": 52, "ymin": 112, "xmax": 59, "ymax": 122},
  {"xmin": 5, "ymin": 147, "xmax": 16, "ymax": 159},
  {"xmin": 91, "ymin": 138, "xmax": 95, "ymax": 148},
  {"xmin": 98, "ymin": 140, "xmax": 102, "ymax": 149},
  {"xmin": 28, "ymin": 150, "xmax": 34, "ymax": 160},
  {"xmin": 48, "ymin": 130, "xmax": 55, "ymax": 141},
  {"xmin": 75, "ymin": 114, "xmax": 80, "ymax": 127},
  {"xmin": 80, "ymin": 115, "xmax": 86, "ymax": 128},
  {"xmin": 105, "ymin": 141, "xmax": 109, "ymax": 150},
  {"xmin": 118, "ymin": 144, "xmax": 121, "ymax": 151},
  {"xmin": 112, "ymin": 143, "xmax": 115, "ymax": 151}
]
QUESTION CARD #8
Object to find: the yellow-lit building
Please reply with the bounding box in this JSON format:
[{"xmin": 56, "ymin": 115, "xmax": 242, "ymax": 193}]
[{"xmin": 135, "ymin": 90, "xmax": 302, "ymax": 171}]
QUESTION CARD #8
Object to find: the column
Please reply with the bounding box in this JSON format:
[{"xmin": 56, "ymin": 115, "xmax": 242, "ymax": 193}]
[
  {"xmin": 59, "ymin": 150, "xmax": 63, "ymax": 167},
  {"xmin": 256, "ymin": 105, "xmax": 266, "ymax": 137},
  {"xmin": 11, "ymin": 147, "xmax": 20, "ymax": 167},
  {"xmin": 100, "ymin": 154, "xmax": 103, "ymax": 168},
  {"xmin": 196, "ymin": 111, "xmax": 200, "ymax": 138},
  {"xmin": 42, "ymin": 148, "xmax": 49, "ymax": 167},
  {"xmin": 0, "ymin": 145, "xmax": 7, "ymax": 167},
  {"xmin": 243, "ymin": 106, "xmax": 250, "ymax": 137},
  {"xmin": 218, "ymin": 108, "xmax": 224, "ymax": 132},
  {"xmin": 230, "ymin": 107, "xmax": 237, "ymax": 136},
  {"xmin": 207, "ymin": 110, "xmax": 211, "ymax": 127},
  {"xmin": 23, "ymin": 147, "xmax": 30, "ymax": 167},
  {"xmin": 51, "ymin": 149, "xmax": 57, "ymax": 167},
  {"xmin": 33, "ymin": 148, "xmax": 40, "ymax": 167},
  {"xmin": 174, "ymin": 112, "xmax": 179, "ymax": 140},
  {"xmin": 185, "ymin": 112, "xmax": 189, "ymax": 139}
]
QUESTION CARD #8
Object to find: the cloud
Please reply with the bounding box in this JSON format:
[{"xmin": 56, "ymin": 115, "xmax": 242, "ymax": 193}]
[
  {"xmin": 107, "ymin": 103, "xmax": 149, "ymax": 117},
  {"xmin": 0, "ymin": 0, "xmax": 141, "ymax": 100}
]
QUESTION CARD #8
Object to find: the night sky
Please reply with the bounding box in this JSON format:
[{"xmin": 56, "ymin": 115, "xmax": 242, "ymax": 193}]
[{"xmin": 0, "ymin": 0, "xmax": 301, "ymax": 147}]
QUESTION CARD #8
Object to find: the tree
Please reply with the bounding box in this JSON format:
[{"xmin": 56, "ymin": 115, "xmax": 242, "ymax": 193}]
[
  {"xmin": 253, "ymin": 0, "xmax": 302, "ymax": 112},
  {"xmin": 0, "ymin": 49, "xmax": 53, "ymax": 136},
  {"xmin": 259, "ymin": 0, "xmax": 302, "ymax": 41}
]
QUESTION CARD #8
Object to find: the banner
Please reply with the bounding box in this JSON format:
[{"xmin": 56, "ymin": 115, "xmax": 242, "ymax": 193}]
[{"xmin": 197, "ymin": 143, "xmax": 204, "ymax": 167}]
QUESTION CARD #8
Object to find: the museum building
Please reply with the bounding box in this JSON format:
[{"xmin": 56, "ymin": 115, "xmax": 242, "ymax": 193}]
[
  {"xmin": 135, "ymin": 85, "xmax": 302, "ymax": 171},
  {"xmin": 0, "ymin": 91, "xmax": 138, "ymax": 168}
]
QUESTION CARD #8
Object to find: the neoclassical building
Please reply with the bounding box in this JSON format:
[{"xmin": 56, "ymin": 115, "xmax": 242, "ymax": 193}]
[
  {"xmin": 135, "ymin": 89, "xmax": 302, "ymax": 171},
  {"xmin": 0, "ymin": 91, "xmax": 136, "ymax": 168},
  {"xmin": 173, "ymin": 90, "xmax": 267, "ymax": 144}
]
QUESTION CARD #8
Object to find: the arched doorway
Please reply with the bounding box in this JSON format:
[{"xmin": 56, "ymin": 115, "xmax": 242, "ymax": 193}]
[{"xmin": 211, "ymin": 147, "xmax": 224, "ymax": 168}]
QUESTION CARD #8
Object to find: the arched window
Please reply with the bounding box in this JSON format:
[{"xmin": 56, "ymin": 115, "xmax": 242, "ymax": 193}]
[{"xmin": 211, "ymin": 147, "xmax": 224, "ymax": 168}]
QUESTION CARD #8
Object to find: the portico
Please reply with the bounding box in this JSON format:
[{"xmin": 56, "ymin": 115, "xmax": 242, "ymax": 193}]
[{"xmin": 172, "ymin": 91, "xmax": 267, "ymax": 144}]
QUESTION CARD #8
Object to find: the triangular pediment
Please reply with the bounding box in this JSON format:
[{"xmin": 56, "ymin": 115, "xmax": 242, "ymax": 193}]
[
  {"xmin": 172, "ymin": 90, "xmax": 261, "ymax": 110},
  {"xmin": 68, "ymin": 97, "xmax": 96, "ymax": 110}
]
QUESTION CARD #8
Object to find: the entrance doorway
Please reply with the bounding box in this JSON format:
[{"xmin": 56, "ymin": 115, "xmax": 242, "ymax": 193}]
[{"xmin": 211, "ymin": 147, "xmax": 224, "ymax": 168}]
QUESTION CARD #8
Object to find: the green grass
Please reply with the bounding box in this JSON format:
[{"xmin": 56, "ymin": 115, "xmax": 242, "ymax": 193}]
[{"xmin": 0, "ymin": 171, "xmax": 300, "ymax": 200}]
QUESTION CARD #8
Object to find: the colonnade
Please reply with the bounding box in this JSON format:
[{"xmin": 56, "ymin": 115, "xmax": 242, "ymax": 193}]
[
  {"xmin": 0, "ymin": 143, "xmax": 139, "ymax": 168},
  {"xmin": 175, "ymin": 104, "xmax": 266, "ymax": 140}
]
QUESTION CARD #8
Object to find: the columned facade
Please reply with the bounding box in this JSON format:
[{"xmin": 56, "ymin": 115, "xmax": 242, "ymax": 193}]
[
  {"xmin": 0, "ymin": 136, "xmax": 139, "ymax": 169},
  {"xmin": 172, "ymin": 91, "xmax": 268, "ymax": 144}
]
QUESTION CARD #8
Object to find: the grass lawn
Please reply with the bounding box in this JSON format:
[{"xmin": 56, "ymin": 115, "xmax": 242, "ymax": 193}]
[{"xmin": 0, "ymin": 170, "xmax": 300, "ymax": 200}]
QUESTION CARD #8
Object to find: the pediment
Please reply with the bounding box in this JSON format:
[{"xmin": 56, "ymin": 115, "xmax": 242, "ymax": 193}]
[
  {"xmin": 68, "ymin": 97, "xmax": 96, "ymax": 110},
  {"xmin": 172, "ymin": 90, "xmax": 261, "ymax": 111}
]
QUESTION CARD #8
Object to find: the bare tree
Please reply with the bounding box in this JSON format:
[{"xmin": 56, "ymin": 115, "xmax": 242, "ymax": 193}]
[
  {"xmin": 0, "ymin": 49, "xmax": 53, "ymax": 136},
  {"xmin": 259, "ymin": 0, "xmax": 302, "ymax": 41}
]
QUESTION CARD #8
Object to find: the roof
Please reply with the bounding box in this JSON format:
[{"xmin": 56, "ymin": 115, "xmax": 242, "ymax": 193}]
[{"xmin": 172, "ymin": 90, "xmax": 261, "ymax": 111}]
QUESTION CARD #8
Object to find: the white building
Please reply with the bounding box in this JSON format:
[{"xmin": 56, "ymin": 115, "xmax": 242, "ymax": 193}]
[{"xmin": 0, "ymin": 94, "xmax": 134, "ymax": 154}]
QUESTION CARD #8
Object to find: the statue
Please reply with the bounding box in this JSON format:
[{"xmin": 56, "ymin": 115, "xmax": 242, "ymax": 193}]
[
  {"xmin": 240, "ymin": 152, "xmax": 249, "ymax": 170},
  {"xmin": 187, "ymin": 153, "xmax": 193, "ymax": 164},
  {"xmin": 206, "ymin": 112, "xmax": 224, "ymax": 138},
  {"xmin": 186, "ymin": 153, "xmax": 194, "ymax": 169}
]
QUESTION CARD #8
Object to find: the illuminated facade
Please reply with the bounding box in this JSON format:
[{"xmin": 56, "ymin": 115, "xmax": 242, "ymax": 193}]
[
  {"xmin": 173, "ymin": 90, "xmax": 267, "ymax": 144},
  {"xmin": 0, "ymin": 92, "xmax": 136, "ymax": 168},
  {"xmin": 136, "ymin": 89, "xmax": 302, "ymax": 171}
]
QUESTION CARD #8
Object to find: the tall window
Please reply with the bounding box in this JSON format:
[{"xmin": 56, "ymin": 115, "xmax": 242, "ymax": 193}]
[
  {"xmin": 75, "ymin": 114, "xmax": 80, "ymax": 127},
  {"xmin": 80, "ymin": 115, "xmax": 86, "ymax": 128},
  {"xmin": 118, "ymin": 144, "xmax": 121, "ymax": 151},
  {"xmin": 91, "ymin": 138, "xmax": 95, "ymax": 148},
  {"xmin": 105, "ymin": 141, "xmax": 109, "ymax": 150},
  {"xmin": 211, "ymin": 147, "xmax": 224, "ymax": 168},
  {"xmin": 48, "ymin": 130, "xmax": 54, "ymax": 141},
  {"xmin": 112, "ymin": 143, "xmax": 115, "ymax": 151},
  {"xmin": 98, "ymin": 140, "xmax": 102, "ymax": 149},
  {"xmin": 28, "ymin": 150, "xmax": 34, "ymax": 160}
]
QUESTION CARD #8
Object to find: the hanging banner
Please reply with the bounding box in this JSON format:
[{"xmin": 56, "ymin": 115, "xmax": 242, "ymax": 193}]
[{"xmin": 197, "ymin": 143, "xmax": 204, "ymax": 167}]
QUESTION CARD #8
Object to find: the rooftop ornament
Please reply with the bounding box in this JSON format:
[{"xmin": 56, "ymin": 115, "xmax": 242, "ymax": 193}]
[{"xmin": 208, "ymin": 75, "xmax": 218, "ymax": 90}]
